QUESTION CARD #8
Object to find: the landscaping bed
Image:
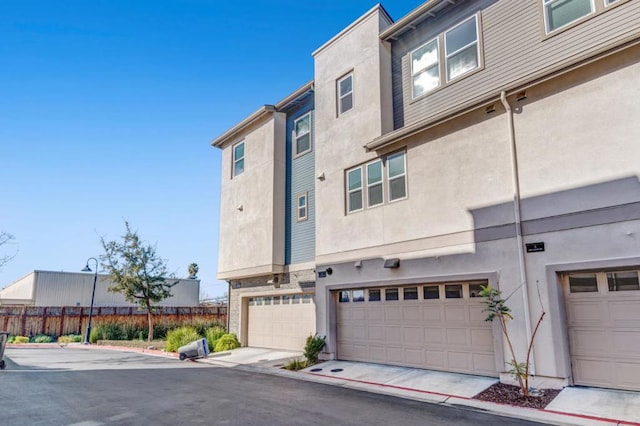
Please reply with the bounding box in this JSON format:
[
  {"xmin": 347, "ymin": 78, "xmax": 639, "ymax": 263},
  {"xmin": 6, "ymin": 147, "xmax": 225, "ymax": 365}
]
[
  {"xmin": 96, "ymin": 340, "xmax": 167, "ymax": 351},
  {"xmin": 474, "ymin": 383, "xmax": 561, "ymax": 409}
]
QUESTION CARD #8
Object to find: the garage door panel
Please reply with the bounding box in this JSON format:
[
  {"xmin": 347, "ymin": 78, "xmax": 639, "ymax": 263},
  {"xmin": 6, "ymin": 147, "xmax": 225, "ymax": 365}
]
[
  {"xmin": 444, "ymin": 305, "xmax": 467, "ymax": 322},
  {"xmin": 609, "ymin": 301, "xmax": 640, "ymax": 322},
  {"xmin": 615, "ymin": 362, "xmax": 640, "ymax": 390},
  {"xmin": 445, "ymin": 328, "xmax": 469, "ymax": 346},
  {"xmin": 403, "ymin": 326, "xmax": 424, "ymax": 345},
  {"xmin": 425, "ymin": 327, "xmax": 444, "ymax": 344},
  {"xmin": 612, "ymin": 331, "xmax": 640, "ymax": 353},
  {"xmin": 568, "ymin": 301, "xmax": 606, "ymax": 323},
  {"xmin": 351, "ymin": 307, "xmax": 367, "ymax": 321},
  {"xmin": 337, "ymin": 282, "xmax": 497, "ymax": 377},
  {"xmin": 571, "ymin": 329, "xmax": 609, "ymax": 356},
  {"xmin": 573, "ymin": 358, "xmax": 612, "ymax": 386}
]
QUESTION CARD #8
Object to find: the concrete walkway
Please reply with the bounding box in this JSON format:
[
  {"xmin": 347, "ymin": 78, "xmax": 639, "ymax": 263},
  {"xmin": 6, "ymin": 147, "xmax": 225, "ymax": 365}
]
[{"xmin": 199, "ymin": 348, "xmax": 640, "ymax": 426}]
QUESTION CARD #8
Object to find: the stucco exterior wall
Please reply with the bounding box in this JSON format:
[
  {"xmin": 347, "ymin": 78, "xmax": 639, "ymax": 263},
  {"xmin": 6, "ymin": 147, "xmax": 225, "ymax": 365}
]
[{"xmin": 217, "ymin": 113, "xmax": 286, "ymax": 279}]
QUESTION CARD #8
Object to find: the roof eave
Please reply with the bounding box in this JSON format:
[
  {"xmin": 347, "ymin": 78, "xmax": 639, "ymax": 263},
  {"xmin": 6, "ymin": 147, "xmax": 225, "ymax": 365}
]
[{"xmin": 210, "ymin": 105, "xmax": 277, "ymax": 148}]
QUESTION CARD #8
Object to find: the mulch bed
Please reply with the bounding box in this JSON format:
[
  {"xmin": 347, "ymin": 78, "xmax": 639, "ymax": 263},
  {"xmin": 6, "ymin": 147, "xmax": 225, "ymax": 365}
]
[{"xmin": 474, "ymin": 383, "xmax": 561, "ymax": 409}]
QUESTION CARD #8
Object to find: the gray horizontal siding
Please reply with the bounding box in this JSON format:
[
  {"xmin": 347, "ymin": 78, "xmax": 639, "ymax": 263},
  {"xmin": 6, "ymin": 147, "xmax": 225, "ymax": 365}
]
[
  {"xmin": 392, "ymin": 0, "xmax": 640, "ymax": 129},
  {"xmin": 285, "ymin": 100, "xmax": 316, "ymax": 265}
]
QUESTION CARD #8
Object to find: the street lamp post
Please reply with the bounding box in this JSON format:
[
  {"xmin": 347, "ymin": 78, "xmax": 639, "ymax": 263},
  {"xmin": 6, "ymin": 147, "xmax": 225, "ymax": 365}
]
[{"xmin": 81, "ymin": 257, "xmax": 99, "ymax": 344}]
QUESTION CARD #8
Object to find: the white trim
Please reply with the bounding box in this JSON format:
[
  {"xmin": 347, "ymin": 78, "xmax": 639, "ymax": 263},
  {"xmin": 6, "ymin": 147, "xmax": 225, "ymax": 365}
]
[
  {"xmin": 232, "ymin": 140, "xmax": 245, "ymax": 178},
  {"xmin": 410, "ymin": 37, "xmax": 440, "ymax": 99},
  {"xmin": 444, "ymin": 15, "xmax": 480, "ymax": 83},
  {"xmin": 346, "ymin": 166, "xmax": 364, "ymax": 213},
  {"xmin": 296, "ymin": 192, "xmax": 308, "ymax": 222},
  {"xmin": 337, "ymin": 73, "xmax": 354, "ymax": 115},
  {"xmin": 366, "ymin": 159, "xmax": 384, "ymax": 208},
  {"xmin": 293, "ymin": 112, "xmax": 312, "ymax": 157},
  {"xmin": 387, "ymin": 151, "xmax": 408, "ymax": 203}
]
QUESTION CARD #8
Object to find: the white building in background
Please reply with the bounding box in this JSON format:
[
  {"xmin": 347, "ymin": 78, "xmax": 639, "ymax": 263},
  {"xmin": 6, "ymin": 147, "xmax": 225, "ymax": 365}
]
[{"xmin": 0, "ymin": 270, "xmax": 200, "ymax": 307}]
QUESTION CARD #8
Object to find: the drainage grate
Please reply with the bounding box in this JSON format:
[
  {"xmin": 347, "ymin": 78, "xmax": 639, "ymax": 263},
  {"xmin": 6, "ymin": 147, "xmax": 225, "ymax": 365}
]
[
  {"xmin": 310, "ymin": 368, "xmax": 322, "ymax": 372},
  {"xmin": 330, "ymin": 368, "xmax": 343, "ymax": 373}
]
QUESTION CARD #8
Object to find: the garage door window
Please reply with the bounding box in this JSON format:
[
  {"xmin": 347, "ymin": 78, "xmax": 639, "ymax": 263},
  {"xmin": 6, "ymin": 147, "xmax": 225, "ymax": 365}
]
[
  {"xmin": 424, "ymin": 286, "xmax": 440, "ymax": 299},
  {"xmin": 352, "ymin": 289, "xmax": 365, "ymax": 302},
  {"xmin": 264, "ymin": 297, "xmax": 272, "ymax": 306},
  {"xmin": 273, "ymin": 296, "xmax": 281, "ymax": 305},
  {"xmin": 469, "ymin": 283, "xmax": 483, "ymax": 298},
  {"xmin": 339, "ymin": 291, "xmax": 350, "ymax": 303},
  {"xmin": 403, "ymin": 287, "xmax": 418, "ymax": 300},
  {"xmin": 568, "ymin": 273, "xmax": 598, "ymax": 293},
  {"xmin": 385, "ymin": 288, "xmax": 399, "ymax": 301},
  {"xmin": 283, "ymin": 295, "xmax": 291, "ymax": 304},
  {"xmin": 368, "ymin": 289, "xmax": 381, "ymax": 301},
  {"xmin": 445, "ymin": 284, "xmax": 463, "ymax": 298},
  {"xmin": 607, "ymin": 271, "xmax": 640, "ymax": 292}
]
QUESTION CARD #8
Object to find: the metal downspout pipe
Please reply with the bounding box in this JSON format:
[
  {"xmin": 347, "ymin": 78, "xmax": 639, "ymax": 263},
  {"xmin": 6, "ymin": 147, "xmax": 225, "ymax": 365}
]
[{"xmin": 500, "ymin": 91, "xmax": 535, "ymax": 375}]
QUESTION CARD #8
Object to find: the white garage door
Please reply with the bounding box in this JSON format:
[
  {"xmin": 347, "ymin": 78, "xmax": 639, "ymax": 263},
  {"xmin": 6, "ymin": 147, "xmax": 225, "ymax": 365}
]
[
  {"xmin": 337, "ymin": 282, "xmax": 497, "ymax": 377},
  {"xmin": 247, "ymin": 293, "xmax": 316, "ymax": 351},
  {"xmin": 563, "ymin": 270, "xmax": 640, "ymax": 391}
]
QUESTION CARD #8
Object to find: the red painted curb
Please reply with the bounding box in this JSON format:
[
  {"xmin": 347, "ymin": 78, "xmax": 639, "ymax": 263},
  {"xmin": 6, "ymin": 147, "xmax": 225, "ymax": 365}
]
[
  {"xmin": 6, "ymin": 342, "xmax": 179, "ymax": 358},
  {"xmin": 304, "ymin": 372, "xmax": 640, "ymax": 426}
]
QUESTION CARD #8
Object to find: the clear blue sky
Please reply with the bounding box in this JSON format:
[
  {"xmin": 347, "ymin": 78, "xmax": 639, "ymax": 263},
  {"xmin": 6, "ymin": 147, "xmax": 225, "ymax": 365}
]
[{"xmin": 0, "ymin": 0, "xmax": 421, "ymax": 299}]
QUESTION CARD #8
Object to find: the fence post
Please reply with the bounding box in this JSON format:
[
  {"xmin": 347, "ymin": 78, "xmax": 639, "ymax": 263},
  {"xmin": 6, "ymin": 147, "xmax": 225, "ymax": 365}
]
[{"xmin": 59, "ymin": 307, "xmax": 65, "ymax": 337}]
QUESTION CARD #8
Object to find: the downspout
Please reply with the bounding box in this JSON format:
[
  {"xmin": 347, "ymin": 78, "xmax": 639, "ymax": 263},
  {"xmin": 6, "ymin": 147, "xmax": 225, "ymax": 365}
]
[
  {"xmin": 500, "ymin": 91, "xmax": 535, "ymax": 374},
  {"xmin": 226, "ymin": 281, "xmax": 231, "ymax": 333}
]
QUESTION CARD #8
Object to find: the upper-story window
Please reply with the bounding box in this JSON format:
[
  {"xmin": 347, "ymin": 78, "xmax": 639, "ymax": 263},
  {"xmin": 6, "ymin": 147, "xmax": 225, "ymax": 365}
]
[
  {"xmin": 605, "ymin": 0, "xmax": 619, "ymax": 4},
  {"xmin": 411, "ymin": 14, "xmax": 481, "ymax": 99},
  {"xmin": 294, "ymin": 113, "xmax": 312, "ymax": 157},
  {"xmin": 337, "ymin": 73, "xmax": 354, "ymax": 115},
  {"xmin": 233, "ymin": 141, "xmax": 245, "ymax": 177},
  {"xmin": 296, "ymin": 192, "xmax": 308, "ymax": 222},
  {"xmin": 543, "ymin": 0, "xmax": 594, "ymax": 32},
  {"xmin": 346, "ymin": 151, "xmax": 407, "ymax": 214},
  {"xmin": 445, "ymin": 16, "xmax": 480, "ymax": 81}
]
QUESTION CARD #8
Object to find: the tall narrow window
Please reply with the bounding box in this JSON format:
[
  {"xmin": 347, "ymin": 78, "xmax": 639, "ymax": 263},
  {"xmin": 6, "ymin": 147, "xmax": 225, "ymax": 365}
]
[
  {"xmin": 366, "ymin": 160, "xmax": 383, "ymax": 207},
  {"xmin": 338, "ymin": 73, "xmax": 353, "ymax": 115},
  {"xmin": 233, "ymin": 141, "xmax": 245, "ymax": 177},
  {"xmin": 387, "ymin": 152, "xmax": 407, "ymax": 201},
  {"xmin": 296, "ymin": 193, "xmax": 308, "ymax": 222},
  {"xmin": 411, "ymin": 39, "xmax": 439, "ymax": 98},
  {"xmin": 347, "ymin": 167, "xmax": 363, "ymax": 213},
  {"xmin": 445, "ymin": 15, "xmax": 479, "ymax": 81},
  {"xmin": 294, "ymin": 113, "xmax": 312, "ymax": 156},
  {"xmin": 543, "ymin": 0, "xmax": 594, "ymax": 32}
]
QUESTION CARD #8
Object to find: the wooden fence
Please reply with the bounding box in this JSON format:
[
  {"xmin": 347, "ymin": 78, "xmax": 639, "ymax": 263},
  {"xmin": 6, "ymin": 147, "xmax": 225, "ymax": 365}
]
[{"xmin": 0, "ymin": 305, "xmax": 227, "ymax": 337}]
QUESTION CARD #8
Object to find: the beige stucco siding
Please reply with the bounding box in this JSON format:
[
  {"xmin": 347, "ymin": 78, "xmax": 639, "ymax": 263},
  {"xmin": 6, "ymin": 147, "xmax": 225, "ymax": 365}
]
[{"xmin": 217, "ymin": 113, "xmax": 286, "ymax": 279}]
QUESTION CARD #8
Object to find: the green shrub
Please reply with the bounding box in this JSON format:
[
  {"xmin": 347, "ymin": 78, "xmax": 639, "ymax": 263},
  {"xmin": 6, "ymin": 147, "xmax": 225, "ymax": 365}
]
[
  {"xmin": 303, "ymin": 334, "xmax": 326, "ymax": 365},
  {"xmin": 205, "ymin": 326, "xmax": 227, "ymax": 352},
  {"xmin": 58, "ymin": 334, "xmax": 82, "ymax": 343},
  {"xmin": 13, "ymin": 336, "xmax": 29, "ymax": 344},
  {"xmin": 165, "ymin": 326, "xmax": 202, "ymax": 352},
  {"xmin": 90, "ymin": 322, "xmax": 127, "ymax": 343},
  {"xmin": 283, "ymin": 358, "xmax": 307, "ymax": 371},
  {"xmin": 191, "ymin": 319, "xmax": 225, "ymax": 337},
  {"xmin": 33, "ymin": 334, "xmax": 54, "ymax": 343},
  {"xmin": 7, "ymin": 335, "xmax": 15, "ymax": 344},
  {"xmin": 213, "ymin": 333, "xmax": 240, "ymax": 352}
]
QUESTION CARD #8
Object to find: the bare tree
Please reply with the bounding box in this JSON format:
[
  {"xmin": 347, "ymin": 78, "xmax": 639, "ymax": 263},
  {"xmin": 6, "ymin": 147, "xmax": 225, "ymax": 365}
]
[{"xmin": 0, "ymin": 231, "xmax": 17, "ymax": 269}]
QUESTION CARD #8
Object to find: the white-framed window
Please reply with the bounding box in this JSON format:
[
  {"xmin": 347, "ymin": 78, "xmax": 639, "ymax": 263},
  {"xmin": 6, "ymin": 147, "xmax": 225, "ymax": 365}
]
[
  {"xmin": 232, "ymin": 141, "xmax": 245, "ymax": 177},
  {"xmin": 411, "ymin": 38, "xmax": 439, "ymax": 98},
  {"xmin": 346, "ymin": 167, "xmax": 363, "ymax": 213},
  {"xmin": 345, "ymin": 150, "xmax": 407, "ymax": 214},
  {"xmin": 387, "ymin": 151, "xmax": 407, "ymax": 202},
  {"xmin": 410, "ymin": 14, "xmax": 481, "ymax": 99},
  {"xmin": 366, "ymin": 160, "xmax": 384, "ymax": 207},
  {"xmin": 294, "ymin": 113, "xmax": 312, "ymax": 157},
  {"xmin": 543, "ymin": 0, "xmax": 595, "ymax": 33},
  {"xmin": 604, "ymin": 0, "xmax": 619, "ymax": 5},
  {"xmin": 445, "ymin": 15, "xmax": 480, "ymax": 82},
  {"xmin": 337, "ymin": 73, "xmax": 353, "ymax": 115},
  {"xmin": 296, "ymin": 192, "xmax": 308, "ymax": 222}
]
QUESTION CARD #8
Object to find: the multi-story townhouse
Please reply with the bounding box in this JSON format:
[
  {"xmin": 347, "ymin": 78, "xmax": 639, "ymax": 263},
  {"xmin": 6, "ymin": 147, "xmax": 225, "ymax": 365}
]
[
  {"xmin": 215, "ymin": 0, "xmax": 640, "ymax": 392},
  {"xmin": 212, "ymin": 83, "xmax": 316, "ymax": 351},
  {"xmin": 313, "ymin": 0, "xmax": 640, "ymax": 392}
]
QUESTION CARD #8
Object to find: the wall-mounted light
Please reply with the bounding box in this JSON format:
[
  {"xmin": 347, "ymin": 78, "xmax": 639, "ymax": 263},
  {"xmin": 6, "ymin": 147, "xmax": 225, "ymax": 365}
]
[
  {"xmin": 383, "ymin": 258, "xmax": 400, "ymax": 269},
  {"xmin": 237, "ymin": 204, "xmax": 243, "ymax": 211},
  {"xmin": 354, "ymin": 260, "xmax": 362, "ymax": 268},
  {"xmin": 317, "ymin": 172, "xmax": 325, "ymax": 181},
  {"xmin": 484, "ymin": 104, "xmax": 496, "ymax": 114},
  {"xmin": 516, "ymin": 91, "xmax": 527, "ymax": 102}
]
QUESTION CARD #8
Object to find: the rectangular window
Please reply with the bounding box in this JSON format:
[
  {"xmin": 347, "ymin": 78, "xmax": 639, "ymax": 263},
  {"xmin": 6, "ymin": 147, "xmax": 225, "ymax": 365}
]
[
  {"xmin": 352, "ymin": 289, "xmax": 365, "ymax": 302},
  {"xmin": 411, "ymin": 38, "xmax": 439, "ymax": 98},
  {"xmin": 339, "ymin": 291, "xmax": 350, "ymax": 303},
  {"xmin": 368, "ymin": 289, "xmax": 381, "ymax": 302},
  {"xmin": 607, "ymin": 271, "xmax": 639, "ymax": 292},
  {"xmin": 302, "ymin": 294, "xmax": 313, "ymax": 304},
  {"xmin": 292, "ymin": 294, "xmax": 301, "ymax": 304},
  {"xmin": 294, "ymin": 113, "xmax": 312, "ymax": 156},
  {"xmin": 403, "ymin": 287, "xmax": 418, "ymax": 300},
  {"xmin": 366, "ymin": 160, "xmax": 384, "ymax": 207},
  {"xmin": 445, "ymin": 284, "xmax": 463, "ymax": 299},
  {"xmin": 337, "ymin": 73, "xmax": 353, "ymax": 115},
  {"xmin": 543, "ymin": 0, "xmax": 594, "ymax": 33},
  {"xmin": 232, "ymin": 141, "xmax": 245, "ymax": 177},
  {"xmin": 347, "ymin": 167, "xmax": 363, "ymax": 213},
  {"xmin": 469, "ymin": 283, "xmax": 484, "ymax": 298},
  {"xmin": 273, "ymin": 296, "xmax": 281, "ymax": 305},
  {"xmin": 445, "ymin": 15, "xmax": 479, "ymax": 81},
  {"xmin": 568, "ymin": 274, "xmax": 598, "ymax": 293},
  {"xmin": 387, "ymin": 152, "xmax": 407, "ymax": 201},
  {"xmin": 605, "ymin": 0, "xmax": 619, "ymax": 4},
  {"xmin": 385, "ymin": 288, "xmax": 399, "ymax": 301},
  {"xmin": 264, "ymin": 297, "xmax": 272, "ymax": 306},
  {"xmin": 296, "ymin": 193, "xmax": 308, "ymax": 222},
  {"xmin": 423, "ymin": 286, "xmax": 440, "ymax": 300}
]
